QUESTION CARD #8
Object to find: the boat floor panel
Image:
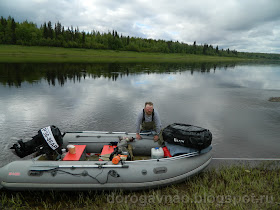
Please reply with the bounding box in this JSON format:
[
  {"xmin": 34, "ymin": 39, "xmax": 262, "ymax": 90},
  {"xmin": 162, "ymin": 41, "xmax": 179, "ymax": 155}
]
[{"xmin": 37, "ymin": 154, "xmax": 152, "ymax": 161}]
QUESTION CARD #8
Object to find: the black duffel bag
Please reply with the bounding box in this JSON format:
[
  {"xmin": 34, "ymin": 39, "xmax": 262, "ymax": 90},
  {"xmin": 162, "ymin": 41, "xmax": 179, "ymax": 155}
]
[{"xmin": 162, "ymin": 123, "xmax": 212, "ymax": 150}]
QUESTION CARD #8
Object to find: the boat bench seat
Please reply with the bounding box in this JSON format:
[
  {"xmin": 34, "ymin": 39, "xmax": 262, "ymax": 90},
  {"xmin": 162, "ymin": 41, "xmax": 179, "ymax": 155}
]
[
  {"xmin": 63, "ymin": 145, "xmax": 87, "ymax": 161},
  {"xmin": 99, "ymin": 145, "xmax": 117, "ymax": 161}
]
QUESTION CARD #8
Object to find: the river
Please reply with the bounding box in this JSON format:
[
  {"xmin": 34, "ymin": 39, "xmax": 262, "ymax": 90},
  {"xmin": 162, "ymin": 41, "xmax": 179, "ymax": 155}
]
[{"xmin": 0, "ymin": 62, "xmax": 279, "ymax": 167}]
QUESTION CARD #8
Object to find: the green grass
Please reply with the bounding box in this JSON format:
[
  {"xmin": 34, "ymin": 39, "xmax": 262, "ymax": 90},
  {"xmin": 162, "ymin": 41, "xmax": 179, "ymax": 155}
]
[
  {"xmin": 0, "ymin": 45, "xmax": 248, "ymax": 63},
  {"xmin": 1, "ymin": 163, "xmax": 279, "ymax": 209}
]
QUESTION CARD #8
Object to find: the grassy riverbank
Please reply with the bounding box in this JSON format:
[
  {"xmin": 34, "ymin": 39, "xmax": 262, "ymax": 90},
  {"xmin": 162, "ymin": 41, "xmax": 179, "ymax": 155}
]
[
  {"xmin": 1, "ymin": 163, "xmax": 279, "ymax": 209},
  {"xmin": 0, "ymin": 45, "xmax": 248, "ymax": 63}
]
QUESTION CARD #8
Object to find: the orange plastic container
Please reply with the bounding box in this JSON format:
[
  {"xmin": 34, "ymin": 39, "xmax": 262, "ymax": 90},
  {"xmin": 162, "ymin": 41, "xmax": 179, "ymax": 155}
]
[{"xmin": 112, "ymin": 155, "xmax": 121, "ymax": 164}]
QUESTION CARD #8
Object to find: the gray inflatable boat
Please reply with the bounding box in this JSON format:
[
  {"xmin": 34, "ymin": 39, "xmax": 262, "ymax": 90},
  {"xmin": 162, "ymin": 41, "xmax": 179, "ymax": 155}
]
[{"xmin": 0, "ymin": 130, "xmax": 212, "ymax": 191}]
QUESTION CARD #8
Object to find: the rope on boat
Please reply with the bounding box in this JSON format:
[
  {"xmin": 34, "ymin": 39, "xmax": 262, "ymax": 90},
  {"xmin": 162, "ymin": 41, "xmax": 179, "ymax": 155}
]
[
  {"xmin": 54, "ymin": 168, "xmax": 119, "ymax": 184},
  {"xmin": 29, "ymin": 166, "xmax": 120, "ymax": 184}
]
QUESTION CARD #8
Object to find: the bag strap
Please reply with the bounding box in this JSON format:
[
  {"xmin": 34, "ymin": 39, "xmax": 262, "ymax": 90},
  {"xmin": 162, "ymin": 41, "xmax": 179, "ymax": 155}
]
[{"xmin": 142, "ymin": 109, "xmax": 154, "ymax": 123}]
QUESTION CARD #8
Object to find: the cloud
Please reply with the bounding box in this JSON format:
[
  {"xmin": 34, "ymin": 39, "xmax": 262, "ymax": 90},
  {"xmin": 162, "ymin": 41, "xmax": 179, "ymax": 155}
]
[{"xmin": 0, "ymin": 0, "xmax": 280, "ymax": 53}]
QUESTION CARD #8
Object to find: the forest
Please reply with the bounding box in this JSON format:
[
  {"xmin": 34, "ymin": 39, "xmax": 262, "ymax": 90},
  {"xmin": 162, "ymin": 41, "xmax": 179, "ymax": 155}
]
[{"xmin": 0, "ymin": 16, "xmax": 279, "ymax": 60}]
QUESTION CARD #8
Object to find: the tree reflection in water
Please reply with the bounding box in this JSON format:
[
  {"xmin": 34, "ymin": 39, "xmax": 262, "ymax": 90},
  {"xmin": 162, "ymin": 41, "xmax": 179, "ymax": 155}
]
[{"xmin": 0, "ymin": 62, "xmax": 237, "ymax": 87}]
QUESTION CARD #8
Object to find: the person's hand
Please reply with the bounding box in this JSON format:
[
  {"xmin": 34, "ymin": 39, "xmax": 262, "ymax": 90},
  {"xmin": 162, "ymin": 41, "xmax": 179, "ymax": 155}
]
[
  {"xmin": 153, "ymin": 135, "xmax": 159, "ymax": 142},
  {"xmin": 136, "ymin": 133, "xmax": 142, "ymax": 140}
]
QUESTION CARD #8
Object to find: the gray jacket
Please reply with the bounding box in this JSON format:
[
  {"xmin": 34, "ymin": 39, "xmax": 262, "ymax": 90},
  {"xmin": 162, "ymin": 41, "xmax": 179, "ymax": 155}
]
[{"xmin": 136, "ymin": 109, "xmax": 162, "ymax": 134}]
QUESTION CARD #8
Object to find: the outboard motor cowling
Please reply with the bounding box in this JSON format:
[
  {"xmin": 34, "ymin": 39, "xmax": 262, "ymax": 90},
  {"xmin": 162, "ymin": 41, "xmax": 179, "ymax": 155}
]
[{"xmin": 10, "ymin": 125, "xmax": 63, "ymax": 159}]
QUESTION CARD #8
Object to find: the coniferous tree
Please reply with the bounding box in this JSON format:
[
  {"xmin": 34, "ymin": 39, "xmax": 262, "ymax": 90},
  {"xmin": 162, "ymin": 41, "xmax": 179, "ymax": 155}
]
[
  {"xmin": 10, "ymin": 18, "xmax": 17, "ymax": 44},
  {"xmin": 47, "ymin": 21, "xmax": 53, "ymax": 39},
  {"xmin": 43, "ymin": 22, "xmax": 48, "ymax": 39},
  {"xmin": 193, "ymin": 41, "xmax": 197, "ymax": 54},
  {"xmin": 55, "ymin": 21, "xmax": 62, "ymax": 39},
  {"xmin": 82, "ymin": 32, "xmax": 85, "ymax": 44},
  {"xmin": 0, "ymin": 16, "xmax": 7, "ymax": 43},
  {"xmin": 75, "ymin": 27, "xmax": 80, "ymax": 41}
]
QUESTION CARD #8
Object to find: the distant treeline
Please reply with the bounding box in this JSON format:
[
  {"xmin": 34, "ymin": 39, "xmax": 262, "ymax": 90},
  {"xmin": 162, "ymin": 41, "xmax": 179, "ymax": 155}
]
[{"xmin": 0, "ymin": 16, "xmax": 279, "ymax": 60}]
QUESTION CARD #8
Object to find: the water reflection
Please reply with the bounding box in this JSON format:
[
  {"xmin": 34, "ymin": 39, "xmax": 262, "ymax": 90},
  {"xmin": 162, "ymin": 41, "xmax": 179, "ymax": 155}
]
[
  {"xmin": 0, "ymin": 62, "xmax": 237, "ymax": 87},
  {"xmin": 0, "ymin": 62, "xmax": 280, "ymax": 167}
]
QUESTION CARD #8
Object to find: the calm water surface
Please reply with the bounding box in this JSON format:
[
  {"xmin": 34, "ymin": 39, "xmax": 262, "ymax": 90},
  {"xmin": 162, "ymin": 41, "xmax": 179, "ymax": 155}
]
[{"xmin": 0, "ymin": 62, "xmax": 279, "ymax": 167}]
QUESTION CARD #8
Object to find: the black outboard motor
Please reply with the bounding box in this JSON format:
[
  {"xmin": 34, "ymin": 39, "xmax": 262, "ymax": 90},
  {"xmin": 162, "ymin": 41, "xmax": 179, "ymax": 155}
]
[{"xmin": 10, "ymin": 125, "xmax": 63, "ymax": 159}]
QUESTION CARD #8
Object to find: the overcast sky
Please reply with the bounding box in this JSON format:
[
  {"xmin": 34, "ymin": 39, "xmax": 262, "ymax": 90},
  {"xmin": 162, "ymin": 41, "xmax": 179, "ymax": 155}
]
[{"xmin": 1, "ymin": 0, "xmax": 280, "ymax": 53}]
